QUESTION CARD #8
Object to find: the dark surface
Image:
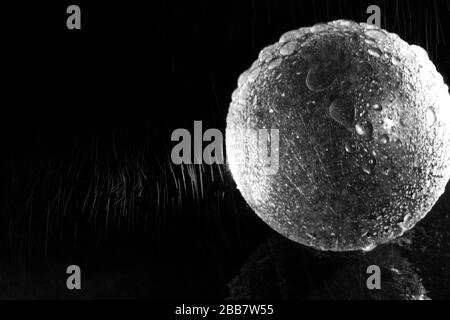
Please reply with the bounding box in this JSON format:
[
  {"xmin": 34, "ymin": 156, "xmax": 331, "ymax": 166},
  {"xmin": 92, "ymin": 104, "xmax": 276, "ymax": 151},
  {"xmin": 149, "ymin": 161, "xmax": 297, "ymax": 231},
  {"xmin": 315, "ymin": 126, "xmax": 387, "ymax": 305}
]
[{"xmin": 1, "ymin": 0, "xmax": 449, "ymax": 299}]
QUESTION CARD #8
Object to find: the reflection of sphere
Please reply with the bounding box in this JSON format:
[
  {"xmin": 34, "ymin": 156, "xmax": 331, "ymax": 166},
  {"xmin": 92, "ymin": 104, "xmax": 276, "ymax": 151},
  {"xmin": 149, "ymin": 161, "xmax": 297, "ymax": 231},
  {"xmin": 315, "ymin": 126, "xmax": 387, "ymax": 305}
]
[{"xmin": 225, "ymin": 20, "xmax": 450, "ymax": 251}]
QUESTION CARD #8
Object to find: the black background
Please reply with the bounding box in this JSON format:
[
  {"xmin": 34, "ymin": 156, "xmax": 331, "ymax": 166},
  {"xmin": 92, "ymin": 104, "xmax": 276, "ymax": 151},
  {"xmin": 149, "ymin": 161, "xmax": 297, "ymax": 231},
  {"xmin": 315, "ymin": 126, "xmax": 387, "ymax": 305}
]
[{"xmin": 1, "ymin": 0, "xmax": 450, "ymax": 299}]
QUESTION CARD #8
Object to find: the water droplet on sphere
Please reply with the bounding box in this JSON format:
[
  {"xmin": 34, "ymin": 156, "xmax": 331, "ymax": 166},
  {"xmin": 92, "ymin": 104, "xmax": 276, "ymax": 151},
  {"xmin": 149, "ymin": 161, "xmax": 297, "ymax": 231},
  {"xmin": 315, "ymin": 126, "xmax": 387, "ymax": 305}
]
[
  {"xmin": 379, "ymin": 134, "xmax": 389, "ymax": 144},
  {"xmin": 364, "ymin": 38, "xmax": 377, "ymax": 47},
  {"xmin": 362, "ymin": 156, "xmax": 376, "ymax": 175},
  {"xmin": 267, "ymin": 57, "xmax": 283, "ymax": 70},
  {"xmin": 357, "ymin": 61, "xmax": 373, "ymax": 76},
  {"xmin": 310, "ymin": 23, "xmax": 330, "ymax": 33},
  {"xmin": 279, "ymin": 29, "xmax": 306, "ymax": 42},
  {"xmin": 306, "ymin": 62, "xmax": 337, "ymax": 91},
  {"xmin": 258, "ymin": 45, "xmax": 275, "ymax": 62},
  {"xmin": 329, "ymin": 98, "xmax": 355, "ymax": 127},
  {"xmin": 247, "ymin": 67, "xmax": 260, "ymax": 82},
  {"xmin": 344, "ymin": 141, "xmax": 357, "ymax": 153},
  {"xmin": 391, "ymin": 56, "xmax": 401, "ymax": 65},
  {"xmin": 365, "ymin": 29, "xmax": 387, "ymax": 41},
  {"xmin": 426, "ymin": 107, "xmax": 436, "ymax": 126},
  {"xmin": 368, "ymin": 47, "xmax": 383, "ymax": 58},
  {"xmin": 355, "ymin": 120, "xmax": 373, "ymax": 139},
  {"xmin": 279, "ymin": 41, "xmax": 297, "ymax": 56},
  {"xmin": 371, "ymin": 103, "xmax": 382, "ymax": 111}
]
